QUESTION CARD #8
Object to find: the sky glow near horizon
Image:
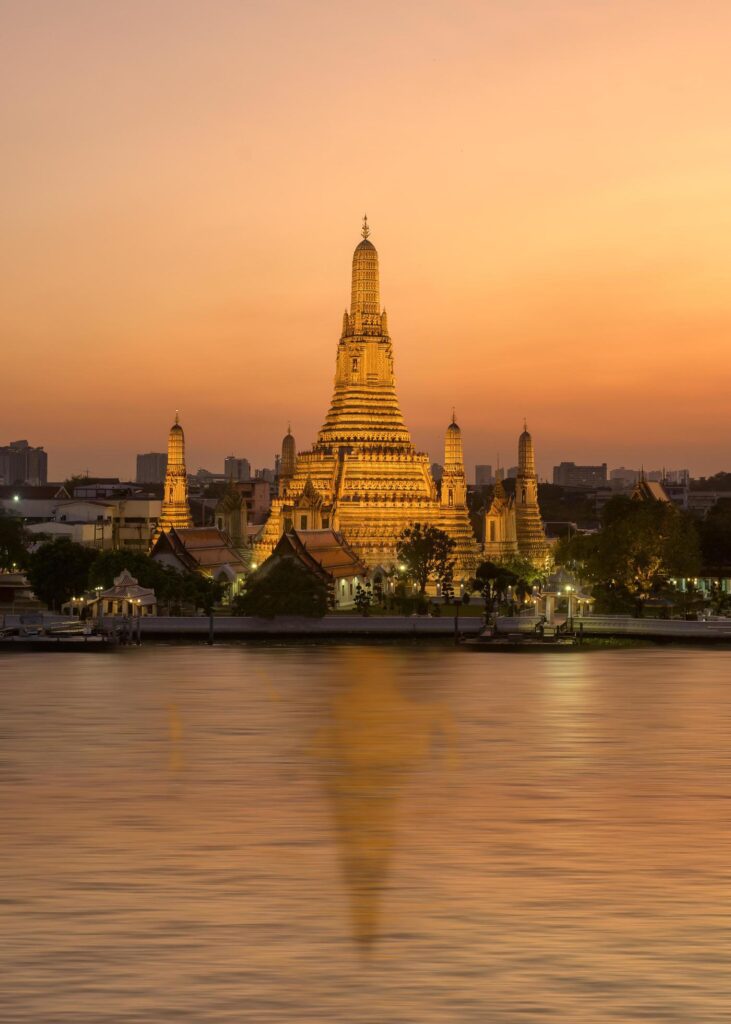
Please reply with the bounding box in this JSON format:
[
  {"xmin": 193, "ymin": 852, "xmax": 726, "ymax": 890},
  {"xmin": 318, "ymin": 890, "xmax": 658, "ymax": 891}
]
[{"xmin": 2, "ymin": 0, "xmax": 731, "ymax": 480}]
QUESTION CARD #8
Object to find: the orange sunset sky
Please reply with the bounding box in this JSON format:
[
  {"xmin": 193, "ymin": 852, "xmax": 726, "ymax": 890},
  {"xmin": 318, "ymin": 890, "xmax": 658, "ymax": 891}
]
[{"xmin": 2, "ymin": 0, "xmax": 731, "ymax": 481}]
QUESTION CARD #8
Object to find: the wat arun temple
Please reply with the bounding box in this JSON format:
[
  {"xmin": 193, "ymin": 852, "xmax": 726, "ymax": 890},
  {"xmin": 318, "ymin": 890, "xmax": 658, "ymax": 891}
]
[{"xmin": 254, "ymin": 220, "xmax": 549, "ymax": 576}]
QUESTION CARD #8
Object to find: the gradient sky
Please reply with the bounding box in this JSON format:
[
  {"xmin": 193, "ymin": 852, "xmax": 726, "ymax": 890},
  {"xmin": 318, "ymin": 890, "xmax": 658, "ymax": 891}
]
[{"xmin": 2, "ymin": 0, "xmax": 731, "ymax": 481}]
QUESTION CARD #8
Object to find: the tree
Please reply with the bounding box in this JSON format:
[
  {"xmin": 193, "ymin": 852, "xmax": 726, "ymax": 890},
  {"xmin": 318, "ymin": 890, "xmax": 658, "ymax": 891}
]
[
  {"xmin": 557, "ymin": 496, "xmax": 701, "ymax": 614},
  {"xmin": 354, "ymin": 581, "xmax": 372, "ymax": 616},
  {"xmin": 474, "ymin": 560, "xmax": 524, "ymax": 618},
  {"xmin": 697, "ymin": 502, "xmax": 731, "ymax": 567},
  {"xmin": 440, "ymin": 565, "xmax": 455, "ymax": 605},
  {"xmin": 62, "ymin": 474, "xmax": 88, "ymax": 496},
  {"xmin": 233, "ymin": 559, "xmax": 328, "ymax": 618},
  {"xmin": 501, "ymin": 554, "xmax": 546, "ymax": 589},
  {"xmin": 89, "ymin": 549, "xmax": 165, "ymax": 590},
  {"xmin": 396, "ymin": 522, "xmax": 456, "ymax": 595},
  {"xmin": 0, "ymin": 514, "xmax": 31, "ymax": 572},
  {"xmin": 26, "ymin": 538, "xmax": 98, "ymax": 610},
  {"xmin": 186, "ymin": 574, "xmax": 223, "ymax": 614}
]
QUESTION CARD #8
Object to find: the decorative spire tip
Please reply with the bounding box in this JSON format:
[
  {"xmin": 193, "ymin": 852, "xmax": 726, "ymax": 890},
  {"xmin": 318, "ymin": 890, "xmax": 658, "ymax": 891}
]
[
  {"xmin": 361, "ymin": 214, "xmax": 370, "ymax": 240},
  {"xmin": 175, "ymin": 409, "xmax": 179, "ymax": 425}
]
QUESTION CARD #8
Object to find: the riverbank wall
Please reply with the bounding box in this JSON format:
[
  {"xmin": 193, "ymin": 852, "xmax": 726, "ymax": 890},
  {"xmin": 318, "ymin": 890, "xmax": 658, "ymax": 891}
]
[
  {"xmin": 0, "ymin": 613, "xmax": 485, "ymax": 638},
  {"xmin": 497, "ymin": 614, "xmax": 731, "ymax": 641}
]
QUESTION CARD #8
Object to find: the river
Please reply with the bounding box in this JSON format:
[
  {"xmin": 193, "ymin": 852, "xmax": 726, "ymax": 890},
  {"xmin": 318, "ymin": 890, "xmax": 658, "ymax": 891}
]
[{"xmin": 2, "ymin": 644, "xmax": 730, "ymax": 1022}]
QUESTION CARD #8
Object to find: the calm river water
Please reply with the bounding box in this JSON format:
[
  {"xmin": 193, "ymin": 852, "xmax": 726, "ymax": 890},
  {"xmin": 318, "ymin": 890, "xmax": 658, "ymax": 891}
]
[{"xmin": 2, "ymin": 644, "xmax": 731, "ymax": 1022}]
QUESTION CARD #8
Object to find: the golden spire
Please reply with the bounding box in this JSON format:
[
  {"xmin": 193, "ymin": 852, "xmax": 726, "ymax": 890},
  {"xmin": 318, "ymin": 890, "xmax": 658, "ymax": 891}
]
[
  {"xmin": 350, "ymin": 220, "xmax": 380, "ymax": 317},
  {"xmin": 518, "ymin": 423, "xmax": 536, "ymax": 477},
  {"xmin": 156, "ymin": 412, "xmax": 192, "ymax": 536},
  {"xmin": 361, "ymin": 214, "xmax": 370, "ymax": 239}
]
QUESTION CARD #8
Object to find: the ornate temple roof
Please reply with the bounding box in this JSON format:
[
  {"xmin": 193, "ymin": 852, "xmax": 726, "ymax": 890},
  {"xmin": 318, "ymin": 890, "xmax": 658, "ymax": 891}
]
[
  {"xmin": 151, "ymin": 526, "xmax": 247, "ymax": 576},
  {"xmin": 268, "ymin": 528, "xmax": 367, "ymax": 582},
  {"xmin": 99, "ymin": 570, "xmax": 156, "ymax": 604},
  {"xmin": 632, "ymin": 477, "xmax": 671, "ymax": 503}
]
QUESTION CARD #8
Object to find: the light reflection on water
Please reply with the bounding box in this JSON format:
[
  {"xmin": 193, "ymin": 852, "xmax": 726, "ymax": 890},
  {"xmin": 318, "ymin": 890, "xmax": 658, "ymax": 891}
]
[{"xmin": 2, "ymin": 645, "xmax": 731, "ymax": 1022}]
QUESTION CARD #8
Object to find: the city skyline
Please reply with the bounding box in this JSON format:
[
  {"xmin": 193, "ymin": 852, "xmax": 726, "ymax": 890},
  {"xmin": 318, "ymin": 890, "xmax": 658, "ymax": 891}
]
[{"xmin": 3, "ymin": 2, "xmax": 731, "ymax": 478}]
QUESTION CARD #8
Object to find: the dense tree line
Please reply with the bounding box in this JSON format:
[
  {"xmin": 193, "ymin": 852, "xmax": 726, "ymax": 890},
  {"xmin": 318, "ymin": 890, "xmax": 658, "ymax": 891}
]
[
  {"xmin": 557, "ymin": 496, "xmax": 702, "ymax": 613},
  {"xmin": 0, "ymin": 519, "xmax": 221, "ymax": 612}
]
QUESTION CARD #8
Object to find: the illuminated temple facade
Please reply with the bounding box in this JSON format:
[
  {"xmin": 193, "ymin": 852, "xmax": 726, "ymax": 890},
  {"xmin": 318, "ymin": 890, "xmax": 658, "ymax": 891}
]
[
  {"xmin": 483, "ymin": 423, "xmax": 549, "ymax": 567},
  {"xmin": 255, "ymin": 221, "xmax": 480, "ymax": 575},
  {"xmin": 152, "ymin": 413, "xmax": 192, "ymax": 543}
]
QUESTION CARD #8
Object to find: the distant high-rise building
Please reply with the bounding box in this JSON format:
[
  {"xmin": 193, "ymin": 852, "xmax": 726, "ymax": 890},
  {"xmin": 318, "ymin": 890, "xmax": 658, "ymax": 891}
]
[
  {"xmin": 609, "ymin": 467, "xmax": 639, "ymax": 488},
  {"xmin": 0, "ymin": 440, "xmax": 47, "ymax": 485},
  {"xmin": 507, "ymin": 466, "xmax": 518, "ymax": 479},
  {"xmin": 664, "ymin": 469, "xmax": 690, "ymax": 485},
  {"xmin": 225, "ymin": 456, "xmax": 251, "ymax": 482},
  {"xmin": 136, "ymin": 452, "xmax": 167, "ymax": 484},
  {"xmin": 475, "ymin": 464, "xmax": 493, "ymax": 487},
  {"xmin": 638, "ymin": 468, "xmax": 689, "ymax": 485},
  {"xmin": 553, "ymin": 462, "xmax": 608, "ymax": 488}
]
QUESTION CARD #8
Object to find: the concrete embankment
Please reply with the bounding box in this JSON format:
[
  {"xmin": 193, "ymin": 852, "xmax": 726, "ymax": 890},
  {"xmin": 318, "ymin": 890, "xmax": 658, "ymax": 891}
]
[
  {"xmin": 99, "ymin": 614, "xmax": 486, "ymax": 638},
  {"xmin": 497, "ymin": 614, "xmax": 731, "ymax": 642}
]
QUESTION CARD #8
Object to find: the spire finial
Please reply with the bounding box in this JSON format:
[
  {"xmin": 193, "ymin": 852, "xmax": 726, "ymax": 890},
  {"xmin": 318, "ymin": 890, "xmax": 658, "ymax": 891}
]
[
  {"xmin": 451, "ymin": 406, "xmax": 456, "ymax": 425},
  {"xmin": 361, "ymin": 213, "xmax": 370, "ymax": 239},
  {"xmin": 523, "ymin": 417, "xmax": 527, "ymax": 433},
  {"xmin": 287, "ymin": 421, "xmax": 291, "ymax": 435},
  {"xmin": 175, "ymin": 409, "xmax": 179, "ymax": 426}
]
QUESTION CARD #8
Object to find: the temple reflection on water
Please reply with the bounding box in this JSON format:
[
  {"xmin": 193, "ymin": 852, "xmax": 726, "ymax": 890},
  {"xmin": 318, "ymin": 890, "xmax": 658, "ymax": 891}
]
[{"xmin": 310, "ymin": 650, "xmax": 454, "ymax": 949}]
